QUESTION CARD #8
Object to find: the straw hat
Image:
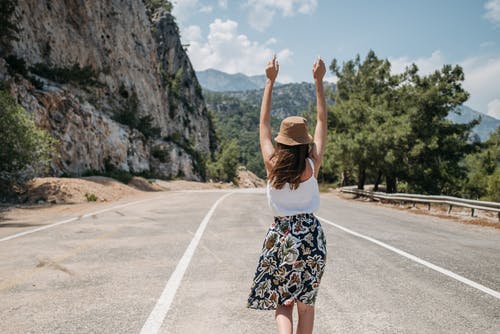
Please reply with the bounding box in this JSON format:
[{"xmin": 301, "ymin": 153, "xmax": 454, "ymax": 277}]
[{"xmin": 274, "ymin": 116, "xmax": 313, "ymax": 146}]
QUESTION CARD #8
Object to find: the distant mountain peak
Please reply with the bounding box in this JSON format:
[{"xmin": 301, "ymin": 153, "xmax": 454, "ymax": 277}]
[
  {"xmin": 196, "ymin": 68, "xmax": 281, "ymax": 92},
  {"xmin": 447, "ymin": 105, "xmax": 500, "ymax": 141}
]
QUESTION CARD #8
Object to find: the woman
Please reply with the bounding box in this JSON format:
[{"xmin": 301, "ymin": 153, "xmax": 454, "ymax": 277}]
[{"xmin": 247, "ymin": 55, "xmax": 328, "ymax": 334}]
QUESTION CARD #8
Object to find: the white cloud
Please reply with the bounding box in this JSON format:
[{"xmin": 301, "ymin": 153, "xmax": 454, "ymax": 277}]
[
  {"xmin": 172, "ymin": 0, "xmax": 197, "ymax": 22},
  {"xmin": 323, "ymin": 73, "xmax": 338, "ymax": 84},
  {"xmin": 247, "ymin": 4, "xmax": 274, "ymax": 32},
  {"xmin": 484, "ymin": 0, "xmax": 500, "ymax": 25},
  {"xmin": 183, "ymin": 25, "xmax": 203, "ymax": 42},
  {"xmin": 218, "ymin": 0, "xmax": 228, "ymax": 9},
  {"xmin": 389, "ymin": 51, "xmax": 445, "ymax": 75},
  {"xmin": 276, "ymin": 48, "xmax": 293, "ymax": 60},
  {"xmin": 487, "ymin": 99, "xmax": 500, "ymax": 119},
  {"xmin": 297, "ymin": 0, "xmax": 318, "ymax": 14},
  {"xmin": 172, "ymin": 0, "xmax": 212, "ymax": 22},
  {"xmin": 245, "ymin": 0, "xmax": 318, "ymax": 31},
  {"xmin": 182, "ymin": 18, "xmax": 293, "ymax": 76},
  {"xmin": 389, "ymin": 50, "xmax": 500, "ymax": 115},
  {"xmin": 265, "ymin": 37, "xmax": 277, "ymax": 45},
  {"xmin": 200, "ymin": 5, "xmax": 213, "ymax": 13},
  {"xmin": 461, "ymin": 56, "xmax": 500, "ymax": 115}
]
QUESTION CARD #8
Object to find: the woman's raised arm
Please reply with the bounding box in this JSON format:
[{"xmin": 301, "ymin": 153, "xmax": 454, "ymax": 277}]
[
  {"xmin": 310, "ymin": 57, "xmax": 327, "ymax": 177},
  {"xmin": 260, "ymin": 55, "xmax": 279, "ymax": 174}
]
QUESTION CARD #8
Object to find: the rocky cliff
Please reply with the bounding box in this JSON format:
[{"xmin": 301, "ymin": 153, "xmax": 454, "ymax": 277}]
[{"xmin": 0, "ymin": 0, "xmax": 211, "ymax": 180}]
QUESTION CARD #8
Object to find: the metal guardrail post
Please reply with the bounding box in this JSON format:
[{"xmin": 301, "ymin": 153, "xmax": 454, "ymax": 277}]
[{"xmin": 340, "ymin": 187, "xmax": 500, "ymax": 221}]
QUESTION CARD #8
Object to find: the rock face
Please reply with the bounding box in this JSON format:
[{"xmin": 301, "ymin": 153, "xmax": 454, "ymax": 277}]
[{"xmin": 2, "ymin": 0, "xmax": 210, "ymax": 180}]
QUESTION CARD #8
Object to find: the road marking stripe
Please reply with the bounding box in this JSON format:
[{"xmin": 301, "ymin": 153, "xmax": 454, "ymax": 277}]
[
  {"xmin": 173, "ymin": 188, "xmax": 265, "ymax": 194},
  {"xmin": 317, "ymin": 216, "xmax": 500, "ymax": 300},
  {"xmin": 0, "ymin": 197, "xmax": 161, "ymax": 243},
  {"xmin": 0, "ymin": 189, "xmax": 264, "ymax": 243},
  {"xmin": 140, "ymin": 191, "xmax": 234, "ymax": 334}
]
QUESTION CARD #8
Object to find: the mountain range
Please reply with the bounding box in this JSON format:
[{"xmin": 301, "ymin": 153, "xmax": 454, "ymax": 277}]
[
  {"xmin": 197, "ymin": 69, "xmax": 499, "ymax": 141},
  {"xmin": 447, "ymin": 105, "xmax": 500, "ymax": 141},
  {"xmin": 196, "ymin": 68, "xmax": 281, "ymax": 91}
]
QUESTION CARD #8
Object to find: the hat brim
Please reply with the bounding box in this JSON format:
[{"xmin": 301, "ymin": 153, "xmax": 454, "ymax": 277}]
[{"xmin": 274, "ymin": 133, "xmax": 313, "ymax": 146}]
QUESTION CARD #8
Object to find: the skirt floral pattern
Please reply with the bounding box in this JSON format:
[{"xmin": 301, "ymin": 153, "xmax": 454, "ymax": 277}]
[{"xmin": 247, "ymin": 213, "xmax": 327, "ymax": 310}]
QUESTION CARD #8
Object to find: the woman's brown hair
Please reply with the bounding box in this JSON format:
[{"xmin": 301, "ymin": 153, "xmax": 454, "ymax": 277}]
[{"xmin": 268, "ymin": 143, "xmax": 310, "ymax": 190}]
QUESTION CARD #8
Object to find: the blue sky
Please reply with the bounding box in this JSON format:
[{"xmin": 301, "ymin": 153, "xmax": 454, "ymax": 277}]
[{"xmin": 172, "ymin": 0, "xmax": 500, "ymax": 118}]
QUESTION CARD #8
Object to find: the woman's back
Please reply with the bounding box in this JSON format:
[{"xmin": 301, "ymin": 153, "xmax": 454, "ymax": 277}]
[{"xmin": 267, "ymin": 158, "xmax": 320, "ymax": 216}]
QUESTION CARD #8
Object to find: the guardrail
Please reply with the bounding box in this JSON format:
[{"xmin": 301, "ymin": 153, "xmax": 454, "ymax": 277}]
[{"xmin": 340, "ymin": 187, "xmax": 500, "ymax": 220}]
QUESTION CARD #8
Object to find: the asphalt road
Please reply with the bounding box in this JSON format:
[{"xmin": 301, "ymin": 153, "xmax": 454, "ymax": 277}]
[{"xmin": 0, "ymin": 189, "xmax": 499, "ymax": 333}]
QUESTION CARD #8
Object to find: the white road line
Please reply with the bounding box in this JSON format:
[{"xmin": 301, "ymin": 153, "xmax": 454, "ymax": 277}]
[
  {"xmin": 173, "ymin": 188, "xmax": 265, "ymax": 194},
  {"xmin": 317, "ymin": 215, "xmax": 500, "ymax": 300},
  {"xmin": 0, "ymin": 197, "xmax": 162, "ymax": 243},
  {"xmin": 140, "ymin": 191, "xmax": 234, "ymax": 334},
  {"xmin": 0, "ymin": 189, "xmax": 264, "ymax": 243}
]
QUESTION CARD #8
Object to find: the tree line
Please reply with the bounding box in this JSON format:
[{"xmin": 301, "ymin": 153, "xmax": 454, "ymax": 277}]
[{"xmin": 321, "ymin": 50, "xmax": 498, "ymax": 200}]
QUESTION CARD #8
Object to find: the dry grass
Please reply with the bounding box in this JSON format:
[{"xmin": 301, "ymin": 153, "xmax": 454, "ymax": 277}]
[{"xmin": 21, "ymin": 176, "xmax": 143, "ymax": 204}]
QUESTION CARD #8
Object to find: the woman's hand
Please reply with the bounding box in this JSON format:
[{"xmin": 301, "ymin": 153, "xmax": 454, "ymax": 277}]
[
  {"xmin": 265, "ymin": 55, "xmax": 279, "ymax": 83},
  {"xmin": 312, "ymin": 56, "xmax": 326, "ymax": 82}
]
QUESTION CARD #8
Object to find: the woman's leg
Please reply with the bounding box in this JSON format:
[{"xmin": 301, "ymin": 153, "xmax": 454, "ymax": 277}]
[
  {"xmin": 275, "ymin": 304, "xmax": 294, "ymax": 334},
  {"xmin": 296, "ymin": 301, "xmax": 315, "ymax": 334}
]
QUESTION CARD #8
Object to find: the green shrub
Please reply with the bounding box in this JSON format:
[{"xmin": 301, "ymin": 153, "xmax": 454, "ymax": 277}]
[
  {"xmin": 171, "ymin": 68, "xmax": 183, "ymax": 98},
  {"xmin": 159, "ymin": 63, "xmax": 168, "ymax": 83},
  {"xmin": 206, "ymin": 139, "xmax": 239, "ymax": 182},
  {"xmin": 30, "ymin": 63, "xmax": 100, "ymax": 86},
  {"xmin": 83, "ymin": 159, "xmax": 134, "ymax": 185},
  {"xmin": 151, "ymin": 146, "xmax": 169, "ymax": 163},
  {"xmin": 103, "ymin": 158, "xmax": 134, "ymax": 184},
  {"xmin": 144, "ymin": 0, "xmax": 173, "ymax": 12},
  {"xmin": 5, "ymin": 55, "xmax": 28, "ymax": 77},
  {"xmin": 137, "ymin": 114, "xmax": 161, "ymax": 139},
  {"xmin": 113, "ymin": 91, "xmax": 161, "ymax": 139},
  {"xmin": 85, "ymin": 193, "xmax": 98, "ymax": 202},
  {"xmin": 164, "ymin": 132, "xmax": 182, "ymax": 144},
  {"xmin": 195, "ymin": 82, "xmax": 203, "ymax": 98},
  {"xmin": 484, "ymin": 169, "xmax": 500, "ymax": 202},
  {"xmin": 318, "ymin": 183, "xmax": 337, "ymax": 193},
  {"xmin": 5, "ymin": 55, "xmax": 45, "ymax": 89},
  {"xmin": 109, "ymin": 169, "xmax": 134, "ymax": 184},
  {"xmin": 463, "ymin": 127, "xmax": 500, "ymax": 200},
  {"xmin": 118, "ymin": 83, "xmax": 129, "ymax": 98},
  {"xmin": 0, "ymin": 90, "xmax": 57, "ymax": 195},
  {"xmin": 113, "ymin": 93, "xmax": 138, "ymax": 127}
]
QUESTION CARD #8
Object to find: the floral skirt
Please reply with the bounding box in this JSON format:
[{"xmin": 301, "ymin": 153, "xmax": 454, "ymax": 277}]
[{"xmin": 247, "ymin": 213, "xmax": 327, "ymax": 310}]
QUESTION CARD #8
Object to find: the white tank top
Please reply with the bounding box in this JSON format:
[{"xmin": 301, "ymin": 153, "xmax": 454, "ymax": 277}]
[{"xmin": 266, "ymin": 158, "xmax": 320, "ymax": 216}]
